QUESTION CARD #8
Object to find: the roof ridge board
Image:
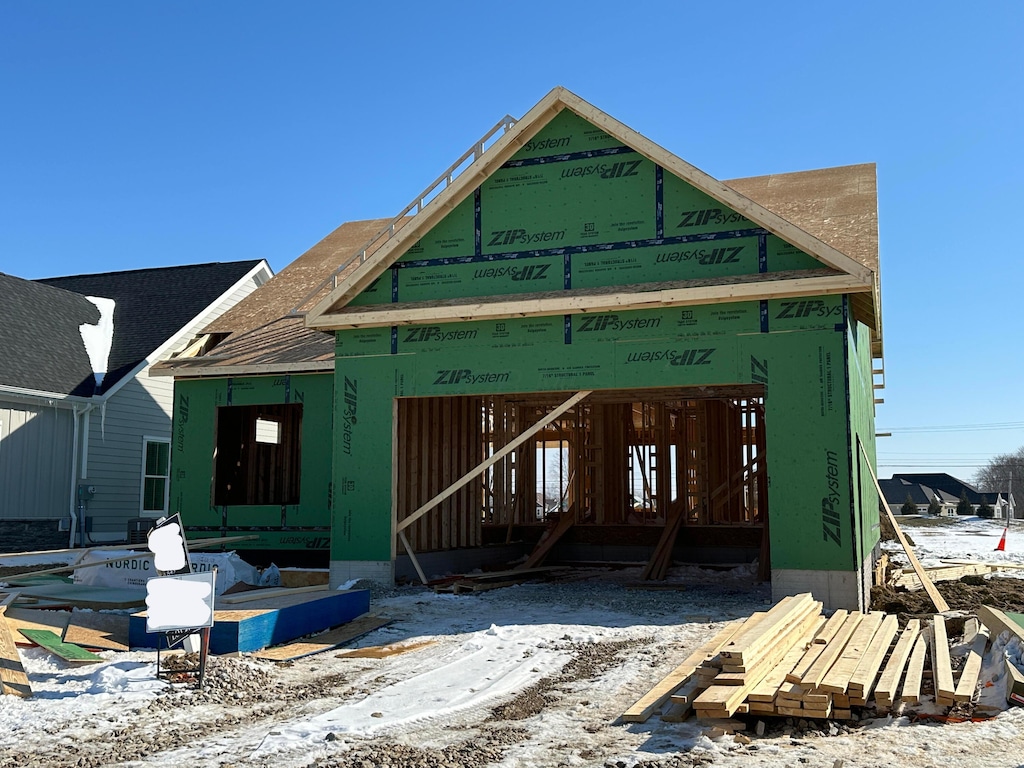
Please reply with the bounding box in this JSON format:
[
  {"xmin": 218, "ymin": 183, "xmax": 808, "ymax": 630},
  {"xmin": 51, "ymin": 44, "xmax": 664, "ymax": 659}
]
[{"xmin": 305, "ymin": 87, "xmax": 874, "ymax": 327}]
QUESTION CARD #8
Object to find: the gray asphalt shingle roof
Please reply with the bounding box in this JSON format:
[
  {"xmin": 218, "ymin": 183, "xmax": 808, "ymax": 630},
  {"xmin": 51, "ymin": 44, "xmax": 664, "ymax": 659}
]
[
  {"xmin": 0, "ymin": 272, "xmax": 100, "ymax": 396},
  {"xmin": 36, "ymin": 260, "xmax": 262, "ymax": 394},
  {"xmin": 1, "ymin": 261, "xmax": 262, "ymax": 397}
]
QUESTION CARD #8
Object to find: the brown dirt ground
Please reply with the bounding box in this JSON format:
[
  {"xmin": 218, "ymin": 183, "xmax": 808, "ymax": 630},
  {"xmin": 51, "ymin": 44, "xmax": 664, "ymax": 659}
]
[{"xmin": 870, "ymin": 576, "xmax": 1024, "ymax": 620}]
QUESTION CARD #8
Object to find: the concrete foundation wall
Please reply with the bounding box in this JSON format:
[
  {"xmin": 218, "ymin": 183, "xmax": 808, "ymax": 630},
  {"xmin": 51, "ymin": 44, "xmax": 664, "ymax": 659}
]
[{"xmin": 772, "ymin": 551, "xmax": 874, "ymax": 611}]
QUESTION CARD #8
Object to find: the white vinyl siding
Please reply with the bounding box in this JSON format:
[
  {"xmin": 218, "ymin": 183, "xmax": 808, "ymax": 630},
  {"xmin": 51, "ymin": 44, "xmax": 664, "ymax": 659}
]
[
  {"xmin": 82, "ymin": 374, "xmax": 174, "ymax": 535},
  {"xmin": 0, "ymin": 402, "xmax": 76, "ymax": 520}
]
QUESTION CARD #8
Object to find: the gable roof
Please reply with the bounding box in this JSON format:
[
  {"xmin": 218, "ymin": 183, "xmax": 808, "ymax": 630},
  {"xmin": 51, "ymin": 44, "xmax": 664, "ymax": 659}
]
[
  {"xmin": 304, "ymin": 87, "xmax": 877, "ymax": 343},
  {"xmin": 879, "ymin": 478, "xmax": 958, "ymax": 507},
  {"xmin": 890, "ymin": 473, "xmax": 996, "ymax": 505},
  {"xmin": 32, "ymin": 260, "xmax": 265, "ymax": 394},
  {"xmin": 0, "ymin": 272, "xmax": 101, "ymax": 397}
]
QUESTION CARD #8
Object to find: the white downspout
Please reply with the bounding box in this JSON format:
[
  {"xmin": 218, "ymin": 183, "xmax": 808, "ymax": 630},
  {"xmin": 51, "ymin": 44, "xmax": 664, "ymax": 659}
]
[
  {"xmin": 68, "ymin": 403, "xmax": 96, "ymax": 548},
  {"xmin": 68, "ymin": 404, "xmax": 80, "ymax": 548}
]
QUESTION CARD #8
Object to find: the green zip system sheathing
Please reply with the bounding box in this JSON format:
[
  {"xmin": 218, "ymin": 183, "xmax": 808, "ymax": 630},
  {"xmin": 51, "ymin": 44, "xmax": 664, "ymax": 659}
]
[
  {"xmin": 170, "ymin": 373, "xmax": 334, "ymax": 552},
  {"xmin": 325, "ymin": 109, "xmax": 879, "ymax": 608},
  {"xmin": 166, "ymin": 105, "xmax": 878, "ymax": 609}
]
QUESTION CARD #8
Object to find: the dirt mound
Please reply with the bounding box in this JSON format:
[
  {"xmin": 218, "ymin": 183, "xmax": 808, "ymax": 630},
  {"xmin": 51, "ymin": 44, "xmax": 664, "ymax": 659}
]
[{"xmin": 871, "ymin": 575, "xmax": 1024, "ymax": 619}]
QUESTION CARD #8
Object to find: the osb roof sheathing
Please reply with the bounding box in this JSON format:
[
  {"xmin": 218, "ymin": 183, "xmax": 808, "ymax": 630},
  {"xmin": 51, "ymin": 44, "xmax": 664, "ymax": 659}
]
[
  {"xmin": 725, "ymin": 163, "xmax": 878, "ymax": 276},
  {"xmin": 204, "ymin": 217, "xmax": 408, "ymax": 335}
]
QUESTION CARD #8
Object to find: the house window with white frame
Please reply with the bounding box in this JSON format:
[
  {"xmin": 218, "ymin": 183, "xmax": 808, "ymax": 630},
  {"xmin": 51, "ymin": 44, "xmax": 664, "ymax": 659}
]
[{"xmin": 142, "ymin": 438, "xmax": 171, "ymax": 514}]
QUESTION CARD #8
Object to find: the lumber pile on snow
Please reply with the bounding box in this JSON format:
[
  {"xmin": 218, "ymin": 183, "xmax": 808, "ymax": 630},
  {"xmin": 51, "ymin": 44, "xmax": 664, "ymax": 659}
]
[{"xmin": 621, "ymin": 593, "xmax": 1019, "ymax": 725}]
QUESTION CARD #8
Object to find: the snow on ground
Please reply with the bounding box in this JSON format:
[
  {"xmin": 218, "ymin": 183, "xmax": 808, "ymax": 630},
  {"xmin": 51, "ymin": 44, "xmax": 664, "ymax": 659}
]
[
  {"xmin": 885, "ymin": 515, "xmax": 1024, "ymax": 571},
  {"xmin": 3, "ymin": 520, "xmax": 1024, "ymax": 767}
]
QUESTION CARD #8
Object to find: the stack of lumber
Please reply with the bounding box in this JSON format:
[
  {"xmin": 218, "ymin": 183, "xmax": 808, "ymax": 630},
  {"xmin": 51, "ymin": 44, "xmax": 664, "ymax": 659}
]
[
  {"xmin": 892, "ymin": 562, "xmax": 1003, "ymax": 591},
  {"xmin": 621, "ymin": 594, "xmax": 1009, "ymax": 726}
]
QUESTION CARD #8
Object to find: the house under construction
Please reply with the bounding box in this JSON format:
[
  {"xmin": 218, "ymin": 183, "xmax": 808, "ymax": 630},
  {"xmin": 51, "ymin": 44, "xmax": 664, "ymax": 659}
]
[{"xmin": 154, "ymin": 87, "xmax": 883, "ymax": 610}]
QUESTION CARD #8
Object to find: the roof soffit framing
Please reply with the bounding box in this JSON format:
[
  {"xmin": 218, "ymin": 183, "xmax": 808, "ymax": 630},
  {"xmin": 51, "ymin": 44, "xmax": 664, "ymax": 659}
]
[{"xmin": 305, "ymin": 86, "xmax": 875, "ymax": 330}]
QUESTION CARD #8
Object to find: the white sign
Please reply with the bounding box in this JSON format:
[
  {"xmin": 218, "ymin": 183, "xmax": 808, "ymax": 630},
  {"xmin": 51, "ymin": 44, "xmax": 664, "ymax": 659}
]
[
  {"xmin": 148, "ymin": 514, "xmax": 191, "ymax": 575},
  {"xmin": 145, "ymin": 571, "xmax": 217, "ymax": 632}
]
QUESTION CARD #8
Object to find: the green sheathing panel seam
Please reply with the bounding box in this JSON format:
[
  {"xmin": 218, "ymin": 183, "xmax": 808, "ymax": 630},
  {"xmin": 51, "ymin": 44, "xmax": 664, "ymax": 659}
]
[{"xmin": 169, "ymin": 373, "xmax": 334, "ymax": 552}]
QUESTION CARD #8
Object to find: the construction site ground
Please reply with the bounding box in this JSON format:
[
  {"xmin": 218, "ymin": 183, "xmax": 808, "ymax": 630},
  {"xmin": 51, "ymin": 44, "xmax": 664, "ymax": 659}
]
[{"xmin": 1, "ymin": 515, "xmax": 1023, "ymax": 768}]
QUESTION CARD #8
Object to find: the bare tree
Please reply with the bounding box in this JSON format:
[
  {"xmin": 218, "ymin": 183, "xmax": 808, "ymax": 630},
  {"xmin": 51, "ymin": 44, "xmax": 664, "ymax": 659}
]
[{"xmin": 974, "ymin": 446, "xmax": 1024, "ymax": 495}]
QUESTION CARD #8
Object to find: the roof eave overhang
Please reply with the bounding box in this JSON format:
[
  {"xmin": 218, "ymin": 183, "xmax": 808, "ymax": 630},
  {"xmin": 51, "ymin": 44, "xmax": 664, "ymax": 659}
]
[
  {"xmin": 149, "ymin": 360, "xmax": 334, "ymax": 379},
  {"xmin": 307, "ymin": 270, "xmax": 871, "ymax": 330},
  {"xmin": 0, "ymin": 384, "xmax": 94, "ymax": 407}
]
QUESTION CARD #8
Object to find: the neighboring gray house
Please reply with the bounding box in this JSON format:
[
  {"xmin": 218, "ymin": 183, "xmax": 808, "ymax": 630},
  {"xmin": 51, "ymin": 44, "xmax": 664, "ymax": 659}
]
[
  {"xmin": 882, "ymin": 473, "xmax": 1015, "ymax": 519},
  {"xmin": 0, "ymin": 260, "xmax": 272, "ymax": 551},
  {"xmin": 880, "ymin": 478, "xmax": 959, "ymax": 516}
]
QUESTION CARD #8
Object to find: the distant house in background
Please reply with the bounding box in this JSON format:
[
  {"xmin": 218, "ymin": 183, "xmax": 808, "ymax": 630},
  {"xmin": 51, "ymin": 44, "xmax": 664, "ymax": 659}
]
[
  {"xmin": 880, "ymin": 477, "xmax": 958, "ymax": 516},
  {"xmin": 0, "ymin": 260, "xmax": 272, "ymax": 552},
  {"xmin": 882, "ymin": 472, "xmax": 1015, "ymax": 519}
]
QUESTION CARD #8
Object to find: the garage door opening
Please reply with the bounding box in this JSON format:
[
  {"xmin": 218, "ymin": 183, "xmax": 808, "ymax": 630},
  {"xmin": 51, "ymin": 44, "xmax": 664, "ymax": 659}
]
[{"xmin": 394, "ymin": 386, "xmax": 767, "ymax": 580}]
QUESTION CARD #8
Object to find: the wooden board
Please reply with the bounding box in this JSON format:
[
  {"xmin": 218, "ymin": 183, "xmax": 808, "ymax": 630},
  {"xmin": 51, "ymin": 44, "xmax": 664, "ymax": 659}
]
[
  {"xmin": 978, "ymin": 605, "xmax": 1024, "ymax": 644},
  {"xmin": 518, "ymin": 505, "xmax": 576, "ymax": 570},
  {"xmin": 847, "ymin": 613, "xmax": 900, "ymax": 698},
  {"xmin": 217, "ymin": 583, "xmax": 329, "ymax": 605},
  {"xmin": 874, "ymin": 619, "xmax": 921, "ymax": 705},
  {"xmin": 901, "ymin": 633, "xmax": 928, "ymax": 704},
  {"xmin": 278, "ymin": 568, "xmax": 330, "ymax": 588},
  {"xmin": 716, "ymin": 605, "xmax": 822, "ymax": 684},
  {"xmin": 62, "ymin": 610, "xmax": 130, "ymax": 652},
  {"xmin": 931, "ymin": 615, "xmax": 955, "ymax": 705},
  {"xmin": 18, "ymin": 629, "xmax": 101, "ymax": 663},
  {"xmin": 0, "ymin": 607, "xmax": 32, "ymax": 697},
  {"xmin": 799, "ymin": 612, "xmax": 863, "ymax": 689},
  {"xmin": 335, "ymin": 639, "xmax": 435, "ymax": 659},
  {"xmin": 720, "ymin": 594, "xmax": 814, "ymax": 666},
  {"xmin": 693, "ymin": 606, "xmax": 822, "ymax": 719},
  {"xmin": 813, "ymin": 609, "xmax": 849, "ymax": 645},
  {"xmin": 894, "ymin": 563, "xmax": 997, "ymax": 591},
  {"xmin": 954, "ymin": 625, "xmax": 990, "ymax": 703},
  {"xmin": 819, "ymin": 612, "xmax": 884, "ymax": 694},
  {"xmin": 254, "ymin": 615, "xmax": 392, "ymax": 661},
  {"xmin": 747, "ymin": 616, "xmax": 826, "ymax": 702},
  {"xmin": 859, "ymin": 442, "xmax": 950, "ymax": 613},
  {"xmin": 620, "ymin": 620, "xmax": 743, "ymax": 723},
  {"xmin": 3, "ymin": 607, "xmax": 71, "ymax": 644}
]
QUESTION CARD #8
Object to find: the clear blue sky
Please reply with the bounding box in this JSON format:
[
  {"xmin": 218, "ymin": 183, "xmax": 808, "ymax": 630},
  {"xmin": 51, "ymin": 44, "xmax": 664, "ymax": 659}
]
[{"xmin": 2, "ymin": 2, "xmax": 1022, "ymax": 483}]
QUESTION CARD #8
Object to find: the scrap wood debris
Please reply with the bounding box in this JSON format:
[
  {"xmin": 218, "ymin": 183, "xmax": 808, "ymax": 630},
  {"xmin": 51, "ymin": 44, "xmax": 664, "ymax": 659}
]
[{"xmin": 621, "ymin": 592, "xmax": 1024, "ymax": 727}]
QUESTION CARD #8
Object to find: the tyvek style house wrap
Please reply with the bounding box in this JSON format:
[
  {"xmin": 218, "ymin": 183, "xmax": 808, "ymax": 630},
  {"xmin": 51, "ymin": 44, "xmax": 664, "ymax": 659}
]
[{"xmin": 158, "ymin": 87, "xmax": 882, "ymax": 610}]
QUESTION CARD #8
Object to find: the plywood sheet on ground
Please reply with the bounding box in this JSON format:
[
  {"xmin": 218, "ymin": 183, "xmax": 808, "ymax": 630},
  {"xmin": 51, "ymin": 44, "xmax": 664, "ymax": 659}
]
[
  {"xmin": 0, "ymin": 607, "xmax": 32, "ymax": 697},
  {"xmin": 255, "ymin": 615, "xmax": 392, "ymax": 661},
  {"xmin": 3, "ymin": 608, "xmax": 71, "ymax": 644},
  {"xmin": 63, "ymin": 610, "xmax": 130, "ymax": 652}
]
